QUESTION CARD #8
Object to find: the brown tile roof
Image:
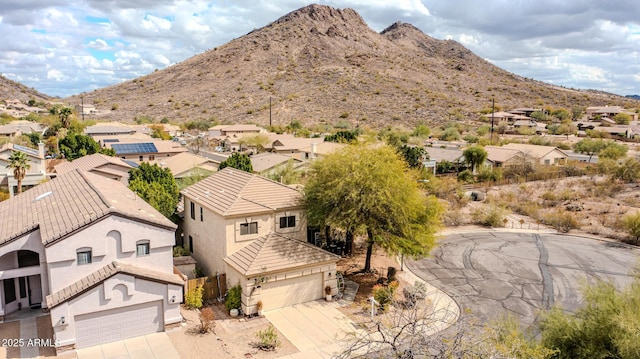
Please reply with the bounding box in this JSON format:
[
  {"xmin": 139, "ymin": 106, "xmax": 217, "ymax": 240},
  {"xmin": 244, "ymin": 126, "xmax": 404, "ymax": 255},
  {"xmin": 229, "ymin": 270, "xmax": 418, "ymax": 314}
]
[
  {"xmin": 54, "ymin": 153, "xmax": 132, "ymax": 174},
  {"xmin": 485, "ymin": 146, "xmax": 524, "ymax": 163},
  {"xmin": 224, "ymin": 233, "xmax": 339, "ymax": 277},
  {"xmin": 45, "ymin": 261, "xmax": 184, "ymax": 308},
  {"xmin": 502, "ymin": 143, "xmax": 568, "ymax": 159},
  {"xmin": 250, "ymin": 152, "xmax": 303, "ymax": 173},
  {"xmin": 181, "ymin": 168, "xmax": 302, "ymax": 217},
  {"xmin": 150, "ymin": 152, "xmax": 217, "ymax": 177},
  {"xmin": 0, "ymin": 169, "xmax": 176, "ymax": 247}
]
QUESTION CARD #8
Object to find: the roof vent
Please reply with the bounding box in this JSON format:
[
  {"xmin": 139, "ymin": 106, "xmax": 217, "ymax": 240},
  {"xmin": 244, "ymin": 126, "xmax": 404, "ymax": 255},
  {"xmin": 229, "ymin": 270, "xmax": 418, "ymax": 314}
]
[{"xmin": 34, "ymin": 191, "xmax": 53, "ymax": 202}]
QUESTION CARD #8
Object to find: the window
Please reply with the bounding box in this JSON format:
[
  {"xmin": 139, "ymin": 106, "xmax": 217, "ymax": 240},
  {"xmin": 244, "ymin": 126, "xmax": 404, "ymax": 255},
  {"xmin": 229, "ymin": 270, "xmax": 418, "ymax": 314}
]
[
  {"xmin": 77, "ymin": 250, "xmax": 92, "ymax": 265},
  {"xmin": 149, "ymin": 155, "xmax": 155, "ymax": 161},
  {"xmin": 240, "ymin": 222, "xmax": 258, "ymax": 235},
  {"xmin": 188, "ymin": 235, "xmax": 194, "ymax": 254},
  {"xmin": 3, "ymin": 279, "xmax": 16, "ymax": 303},
  {"xmin": 190, "ymin": 202, "xmax": 195, "ymax": 220},
  {"xmin": 136, "ymin": 242, "xmax": 150, "ymax": 256},
  {"xmin": 279, "ymin": 216, "xmax": 296, "ymax": 229},
  {"xmin": 200, "ymin": 207, "xmax": 203, "ymax": 222},
  {"xmin": 139, "ymin": 155, "xmax": 144, "ymax": 161}
]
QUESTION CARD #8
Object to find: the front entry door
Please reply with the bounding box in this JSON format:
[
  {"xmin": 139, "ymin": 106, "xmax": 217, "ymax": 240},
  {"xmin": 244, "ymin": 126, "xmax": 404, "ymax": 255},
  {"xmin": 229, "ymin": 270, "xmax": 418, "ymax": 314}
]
[{"xmin": 27, "ymin": 275, "xmax": 42, "ymax": 308}]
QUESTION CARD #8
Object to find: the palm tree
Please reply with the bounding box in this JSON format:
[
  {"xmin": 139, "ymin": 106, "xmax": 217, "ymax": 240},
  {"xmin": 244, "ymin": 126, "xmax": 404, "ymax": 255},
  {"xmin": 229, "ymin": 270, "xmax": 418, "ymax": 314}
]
[
  {"xmin": 7, "ymin": 151, "xmax": 30, "ymax": 194},
  {"xmin": 59, "ymin": 107, "xmax": 73, "ymax": 128}
]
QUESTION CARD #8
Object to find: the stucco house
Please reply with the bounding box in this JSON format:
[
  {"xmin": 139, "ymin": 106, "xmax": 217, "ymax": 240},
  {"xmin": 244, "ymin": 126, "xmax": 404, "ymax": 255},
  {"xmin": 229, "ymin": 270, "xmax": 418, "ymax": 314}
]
[
  {"xmin": 151, "ymin": 152, "xmax": 219, "ymax": 179},
  {"xmin": 0, "ymin": 143, "xmax": 48, "ymax": 197},
  {"xmin": 181, "ymin": 168, "xmax": 338, "ymax": 313},
  {"xmin": 54, "ymin": 153, "xmax": 133, "ymax": 185},
  {"xmin": 104, "ymin": 140, "xmax": 187, "ymax": 163},
  {"xmin": 484, "ymin": 146, "xmax": 528, "ymax": 168},
  {"xmin": 0, "ymin": 169, "xmax": 183, "ymax": 353},
  {"xmin": 502, "ymin": 143, "xmax": 568, "ymax": 165}
]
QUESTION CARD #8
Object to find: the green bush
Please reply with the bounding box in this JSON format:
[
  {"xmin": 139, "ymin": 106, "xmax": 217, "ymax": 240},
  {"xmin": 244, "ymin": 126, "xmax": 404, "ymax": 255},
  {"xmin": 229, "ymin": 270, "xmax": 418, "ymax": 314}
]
[
  {"xmin": 185, "ymin": 286, "xmax": 204, "ymax": 309},
  {"xmin": 372, "ymin": 281, "xmax": 399, "ymax": 312},
  {"xmin": 472, "ymin": 205, "xmax": 508, "ymax": 227},
  {"xmin": 255, "ymin": 325, "xmax": 281, "ymax": 351},
  {"xmin": 457, "ymin": 169, "xmax": 474, "ymax": 183},
  {"xmin": 225, "ymin": 284, "xmax": 242, "ymax": 311},
  {"xmin": 543, "ymin": 210, "xmax": 580, "ymax": 233},
  {"xmin": 173, "ymin": 246, "xmax": 191, "ymax": 257}
]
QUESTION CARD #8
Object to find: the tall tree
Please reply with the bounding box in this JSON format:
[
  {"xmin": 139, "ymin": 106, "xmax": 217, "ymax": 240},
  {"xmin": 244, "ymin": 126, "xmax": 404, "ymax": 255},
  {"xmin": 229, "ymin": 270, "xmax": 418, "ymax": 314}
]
[
  {"xmin": 463, "ymin": 145, "xmax": 488, "ymax": 174},
  {"xmin": 218, "ymin": 153, "xmax": 253, "ymax": 172},
  {"xmin": 7, "ymin": 151, "xmax": 31, "ymax": 194},
  {"xmin": 398, "ymin": 145, "xmax": 426, "ymax": 169},
  {"xmin": 128, "ymin": 163, "xmax": 179, "ymax": 218},
  {"xmin": 58, "ymin": 107, "xmax": 73, "ymax": 128},
  {"xmin": 58, "ymin": 132, "xmax": 113, "ymax": 160},
  {"xmin": 304, "ymin": 144, "xmax": 442, "ymax": 271}
]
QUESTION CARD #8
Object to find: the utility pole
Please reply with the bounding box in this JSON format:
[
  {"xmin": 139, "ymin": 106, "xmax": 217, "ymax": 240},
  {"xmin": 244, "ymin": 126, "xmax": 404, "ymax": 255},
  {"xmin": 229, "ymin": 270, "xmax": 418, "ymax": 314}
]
[
  {"xmin": 81, "ymin": 95, "xmax": 85, "ymax": 122},
  {"xmin": 269, "ymin": 96, "xmax": 272, "ymax": 127},
  {"xmin": 490, "ymin": 97, "xmax": 495, "ymax": 145}
]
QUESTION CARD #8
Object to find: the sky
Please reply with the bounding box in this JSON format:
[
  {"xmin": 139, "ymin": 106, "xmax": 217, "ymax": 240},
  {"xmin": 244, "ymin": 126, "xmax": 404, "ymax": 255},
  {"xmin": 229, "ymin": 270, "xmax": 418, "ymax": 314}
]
[{"xmin": 1, "ymin": 0, "xmax": 639, "ymax": 98}]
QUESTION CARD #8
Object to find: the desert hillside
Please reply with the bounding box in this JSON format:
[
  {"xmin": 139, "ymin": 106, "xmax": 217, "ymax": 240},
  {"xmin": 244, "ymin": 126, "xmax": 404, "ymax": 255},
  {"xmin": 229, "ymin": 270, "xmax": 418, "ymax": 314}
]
[
  {"xmin": 0, "ymin": 74, "xmax": 52, "ymax": 103},
  {"xmin": 63, "ymin": 4, "xmax": 634, "ymax": 127}
]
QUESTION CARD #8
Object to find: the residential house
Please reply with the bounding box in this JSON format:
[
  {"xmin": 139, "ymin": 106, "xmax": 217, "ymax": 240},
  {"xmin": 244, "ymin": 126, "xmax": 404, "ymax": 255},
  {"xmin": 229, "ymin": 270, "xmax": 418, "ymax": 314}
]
[
  {"xmin": 424, "ymin": 147, "xmax": 464, "ymax": 167},
  {"xmin": 74, "ymin": 104, "xmax": 97, "ymax": 116},
  {"xmin": 267, "ymin": 134, "xmax": 345, "ymax": 160},
  {"xmin": 485, "ymin": 111, "xmax": 529, "ymax": 125},
  {"xmin": 509, "ymin": 108, "xmax": 542, "ymax": 117},
  {"xmin": 0, "ymin": 143, "xmax": 48, "ymax": 196},
  {"xmin": 484, "ymin": 146, "xmax": 528, "ymax": 168},
  {"xmin": 208, "ymin": 124, "xmax": 265, "ymax": 151},
  {"xmin": 250, "ymin": 152, "xmax": 305, "ymax": 176},
  {"xmin": 85, "ymin": 123, "xmax": 137, "ymax": 138},
  {"xmin": 181, "ymin": 168, "xmax": 338, "ymax": 313},
  {"xmin": 586, "ymin": 106, "xmax": 638, "ymax": 121},
  {"xmin": 0, "ymin": 169, "xmax": 183, "ymax": 352},
  {"xmin": 502, "ymin": 143, "xmax": 568, "ymax": 165},
  {"xmin": 105, "ymin": 140, "xmax": 187, "ymax": 163},
  {"xmin": 152, "ymin": 152, "xmax": 219, "ymax": 179},
  {"xmin": 54, "ymin": 153, "xmax": 133, "ymax": 185},
  {"xmin": 0, "ymin": 121, "xmax": 45, "ymax": 138}
]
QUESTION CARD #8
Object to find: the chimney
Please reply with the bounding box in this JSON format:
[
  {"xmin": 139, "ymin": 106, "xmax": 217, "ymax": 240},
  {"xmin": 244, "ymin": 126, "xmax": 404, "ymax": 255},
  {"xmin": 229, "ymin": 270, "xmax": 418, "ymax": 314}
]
[
  {"xmin": 38, "ymin": 142, "xmax": 45, "ymax": 158},
  {"xmin": 311, "ymin": 142, "xmax": 317, "ymax": 160}
]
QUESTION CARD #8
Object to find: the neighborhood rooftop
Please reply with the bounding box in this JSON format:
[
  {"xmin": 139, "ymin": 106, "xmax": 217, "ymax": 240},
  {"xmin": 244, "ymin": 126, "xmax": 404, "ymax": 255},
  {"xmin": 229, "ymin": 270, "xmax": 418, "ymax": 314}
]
[
  {"xmin": 54, "ymin": 153, "xmax": 133, "ymax": 174},
  {"xmin": 182, "ymin": 168, "xmax": 302, "ymax": 217},
  {"xmin": 0, "ymin": 169, "xmax": 176, "ymax": 247}
]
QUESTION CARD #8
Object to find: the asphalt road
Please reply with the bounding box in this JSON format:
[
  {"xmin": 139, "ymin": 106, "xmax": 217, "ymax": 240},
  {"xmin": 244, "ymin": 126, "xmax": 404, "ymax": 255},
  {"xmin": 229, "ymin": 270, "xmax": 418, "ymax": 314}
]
[{"xmin": 407, "ymin": 232, "xmax": 640, "ymax": 326}]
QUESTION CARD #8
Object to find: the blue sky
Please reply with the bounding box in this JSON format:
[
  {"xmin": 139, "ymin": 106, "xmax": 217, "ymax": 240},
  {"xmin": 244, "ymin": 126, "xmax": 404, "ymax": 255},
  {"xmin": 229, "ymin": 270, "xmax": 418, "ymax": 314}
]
[{"xmin": 0, "ymin": 0, "xmax": 639, "ymax": 98}]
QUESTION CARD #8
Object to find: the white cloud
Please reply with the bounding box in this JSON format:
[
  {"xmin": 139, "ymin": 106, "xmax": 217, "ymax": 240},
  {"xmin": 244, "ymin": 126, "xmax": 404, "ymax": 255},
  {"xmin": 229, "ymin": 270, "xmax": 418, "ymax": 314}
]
[{"xmin": 47, "ymin": 69, "xmax": 64, "ymax": 81}]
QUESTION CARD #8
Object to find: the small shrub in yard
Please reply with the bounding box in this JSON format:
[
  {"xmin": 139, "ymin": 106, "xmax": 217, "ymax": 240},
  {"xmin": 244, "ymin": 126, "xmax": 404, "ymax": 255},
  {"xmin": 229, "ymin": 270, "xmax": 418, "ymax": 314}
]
[
  {"xmin": 373, "ymin": 280, "xmax": 399, "ymax": 312},
  {"xmin": 198, "ymin": 307, "xmax": 216, "ymax": 334},
  {"xmin": 472, "ymin": 205, "xmax": 508, "ymax": 227},
  {"xmin": 186, "ymin": 286, "xmax": 204, "ymax": 309},
  {"xmin": 622, "ymin": 212, "xmax": 640, "ymax": 244},
  {"xmin": 543, "ymin": 210, "xmax": 580, "ymax": 233},
  {"xmin": 225, "ymin": 284, "xmax": 242, "ymax": 312},
  {"xmin": 255, "ymin": 325, "xmax": 281, "ymax": 351}
]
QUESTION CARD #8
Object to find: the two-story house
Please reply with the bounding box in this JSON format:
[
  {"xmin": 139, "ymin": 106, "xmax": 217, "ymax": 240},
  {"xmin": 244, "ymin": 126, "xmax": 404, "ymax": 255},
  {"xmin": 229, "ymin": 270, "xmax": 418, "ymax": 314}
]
[
  {"xmin": 54, "ymin": 153, "xmax": 133, "ymax": 185},
  {"xmin": 181, "ymin": 168, "xmax": 338, "ymax": 314},
  {"xmin": 0, "ymin": 169, "xmax": 183, "ymax": 353}
]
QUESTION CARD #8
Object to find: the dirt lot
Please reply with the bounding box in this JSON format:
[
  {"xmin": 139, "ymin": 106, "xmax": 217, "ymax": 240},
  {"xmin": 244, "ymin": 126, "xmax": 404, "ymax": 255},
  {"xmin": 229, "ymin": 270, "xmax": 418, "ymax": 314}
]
[{"xmin": 167, "ymin": 302, "xmax": 298, "ymax": 359}]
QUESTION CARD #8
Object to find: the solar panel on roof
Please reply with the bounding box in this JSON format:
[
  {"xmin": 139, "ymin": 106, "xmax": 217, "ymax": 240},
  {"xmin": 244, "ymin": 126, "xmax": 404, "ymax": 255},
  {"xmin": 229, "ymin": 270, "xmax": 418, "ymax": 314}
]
[
  {"xmin": 103, "ymin": 139, "xmax": 120, "ymax": 143},
  {"xmin": 111, "ymin": 142, "xmax": 158, "ymax": 155}
]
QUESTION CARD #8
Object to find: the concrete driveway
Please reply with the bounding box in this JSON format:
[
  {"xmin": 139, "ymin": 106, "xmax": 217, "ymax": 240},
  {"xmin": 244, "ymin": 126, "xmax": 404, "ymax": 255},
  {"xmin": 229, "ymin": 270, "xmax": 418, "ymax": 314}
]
[
  {"xmin": 65, "ymin": 332, "xmax": 180, "ymax": 359},
  {"xmin": 264, "ymin": 300, "xmax": 359, "ymax": 359},
  {"xmin": 407, "ymin": 232, "xmax": 640, "ymax": 326}
]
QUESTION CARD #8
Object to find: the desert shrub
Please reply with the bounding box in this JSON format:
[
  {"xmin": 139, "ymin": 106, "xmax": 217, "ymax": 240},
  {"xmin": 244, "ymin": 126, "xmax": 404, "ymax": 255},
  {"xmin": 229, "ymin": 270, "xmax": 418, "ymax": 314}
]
[
  {"xmin": 512, "ymin": 201, "xmax": 542, "ymax": 220},
  {"xmin": 373, "ymin": 281, "xmax": 399, "ymax": 311},
  {"xmin": 477, "ymin": 167, "xmax": 502, "ymax": 183},
  {"xmin": 543, "ymin": 210, "xmax": 580, "ymax": 233},
  {"xmin": 255, "ymin": 325, "xmax": 281, "ymax": 351},
  {"xmin": 403, "ymin": 281, "xmax": 428, "ymax": 307},
  {"xmin": 443, "ymin": 209, "xmax": 465, "ymax": 226},
  {"xmin": 541, "ymin": 191, "xmax": 556, "ymax": 202},
  {"xmin": 463, "ymin": 134, "xmax": 479, "ymax": 143},
  {"xmin": 225, "ymin": 284, "xmax": 242, "ymax": 311},
  {"xmin": 622, "ymin": 212, "xmax": 640, "ymax": 244},
  {"xmin": 457, "ymin": 169, "xmax": 474, "ymax": 183},
  {"xmin": 198, "ymin": 307, "xmax": 216, "ymax": 334},
  {"xmin": 186, "ymin": 286, "xmax": 204, "ymax": 309},
  {"xmin": 173, "ymin": 246, "xmax": 191, "ymax": 257},
  {"xmin": 472, "ymin": 205, "xmax": 508, "ymax": 227},
  {"xmin": 387, "ymin": 267, "xmax": 397, "ymax": 282}
]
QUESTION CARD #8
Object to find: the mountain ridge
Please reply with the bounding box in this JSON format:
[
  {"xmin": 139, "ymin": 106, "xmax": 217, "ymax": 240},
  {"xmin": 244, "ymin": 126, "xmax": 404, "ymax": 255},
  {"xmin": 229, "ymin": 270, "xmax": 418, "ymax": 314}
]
[{"xmin": 49, "ymin": 4, "xmax": 638, "ymax": 126}]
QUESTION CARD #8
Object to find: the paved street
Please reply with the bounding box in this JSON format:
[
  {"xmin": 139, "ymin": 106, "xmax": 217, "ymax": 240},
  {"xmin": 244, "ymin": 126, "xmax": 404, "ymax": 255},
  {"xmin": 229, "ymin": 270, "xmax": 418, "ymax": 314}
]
[{"xmin": 407, "ymin": 232, "xmax": 640, "ymax": 326}]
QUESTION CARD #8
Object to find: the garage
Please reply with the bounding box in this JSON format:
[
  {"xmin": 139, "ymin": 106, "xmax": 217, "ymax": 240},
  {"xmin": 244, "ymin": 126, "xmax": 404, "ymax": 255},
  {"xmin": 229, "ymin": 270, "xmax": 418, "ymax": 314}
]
[
  {"xmin": 260, "ymin": 273, "xmax": 322, "ymax": 311},
  {"xmin": 75, "ymin": 300, "xmax": 163, "ymax": 348}
]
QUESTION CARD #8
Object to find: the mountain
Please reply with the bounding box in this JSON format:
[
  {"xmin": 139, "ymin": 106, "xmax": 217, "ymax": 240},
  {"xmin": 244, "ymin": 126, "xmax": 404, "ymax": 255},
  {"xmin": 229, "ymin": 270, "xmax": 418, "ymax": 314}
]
[
  {"xmin": 626, "ymin": 95, "xmax": 640, "ymax": 100},
  {"xmin": 67, "ymin": 4, "xmax": 633, "ymax": 128},
  {"xmin": 0, "ymin": 74, "xmax": 52, "ymax": 103}
]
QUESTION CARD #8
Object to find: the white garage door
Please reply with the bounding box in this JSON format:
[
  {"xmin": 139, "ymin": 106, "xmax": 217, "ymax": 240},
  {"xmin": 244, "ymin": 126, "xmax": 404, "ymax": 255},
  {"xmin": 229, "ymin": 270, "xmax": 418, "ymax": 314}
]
[
  {"xmin": 261, "ymin": 273, "xmax": 322, "ymax": 311},
  {"xmin": 75, "ymin": 301, "xmax": 163, "ymax": 348}
]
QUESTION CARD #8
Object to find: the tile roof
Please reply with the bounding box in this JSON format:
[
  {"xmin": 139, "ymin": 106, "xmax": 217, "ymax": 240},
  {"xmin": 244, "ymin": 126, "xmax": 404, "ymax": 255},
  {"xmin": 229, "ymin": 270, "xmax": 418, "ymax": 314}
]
[
  {"xmin": 54, "ymin": 153, "xmax": 132, "ymax": 175},
  {"xmin": 484, "ymin": 146, "xmax": 524, "ymax": 163},
  {"xmin": 502, "ymin": 143, "xmax": 568, "ymax": 159},
  {"xmin": 424, "ymin": 147, "xmax": 464, "ymax": 162},
  {"xmin": 45, "ymin": 261, "xmax": 184, "ymax": 308},
  {"xmin": 250, "ymin": 152, "xmax": 303, "ymax": 173},
  {"xmin": 151, "ymin": 152, "xmax": 217, "ymax": 177},
  {"xmin": 181, "ymin": 168, "xmax": 302, "ymax": 217},
  {"xmin": 224, "ymin": 233, "xmax": 339, "ymax": 277},
  {"xmin": 0, "ymin": 169, "xmax": 176, "ymax": 247}
]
